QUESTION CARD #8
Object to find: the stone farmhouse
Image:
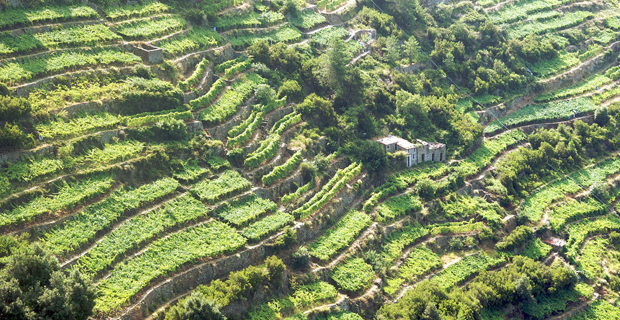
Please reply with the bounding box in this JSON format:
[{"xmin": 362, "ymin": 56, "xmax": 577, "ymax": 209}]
[{"xmin": 376, "ymin": 135, "xmax": 446, "ymax": 167}]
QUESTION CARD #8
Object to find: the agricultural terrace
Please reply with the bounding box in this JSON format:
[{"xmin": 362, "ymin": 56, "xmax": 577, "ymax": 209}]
[{"xmin": 0, "ymin": 0, "xmax": 619, "ymax": 319}]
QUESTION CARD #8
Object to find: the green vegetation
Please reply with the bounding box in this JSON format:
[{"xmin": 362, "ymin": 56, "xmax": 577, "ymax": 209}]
[
  {"xmin": 431, "ymin": 252, "xmax": 505, "ymax": 289},
  {"xmin": 179, "ymin": 58, "xmax": 209, "ymax": 91},
  {"xmin": 214, "ymin": 194, "xmax": 276, "ymax": 226},
  {"xmin": 228, "ymin": 25, "xmax": 302, "ymax": 49},
  {"xmin": 262, "ymin": 151, "xmax": 303, "ymax": 186},
  {"xmin": 43, "ymin": 178, "xmax": 180, "ymax": 256},
  {"xmin": 199, "ymin": 73, "xmax": 266, "ymax": 125},
  {"xmin": 115, "ymin": 16, "xmax": 186, "ymax": 40},
  {"xmin": 331, "ymin": 258, "xmax": 375, "ymax": 292},
  {"xmin": 247, "ymin": 281, "xmax": 338, "ymax": 319},
  {"xmin": 95, "ymin": 221, "xmax": 245, "ymax": 312},
  {"xmin": 535, "ymin": 75, "xmax": 612, "ymax": 103},
  {"xmin": 104, "ymin": 1, "xmax": 170, "ymax": 21},
  {"xmin": 241, "ymin": 211, "xmax": 295, "ymax": 241},
  {"xmin": 289, "ymin": 10, "xmax": 326, "ymax": 30},
  {"xmin": 157, "ymin": 27, "xmax": 223, "ymax": 57},
  {"xmin": 191, "ymin": 170, "xmax": 251, "ymax": 204},
  {"xmin": 0, "ymin": 5, "xmax": 98, "ymax": 30},
  {"xmin": 486, "ymin": 98, "xmax": 597, "ymax": 134},
  {"xmin": 308, "ymin": 210, "xmax": 371, "ymax": 261},
  {"xmin": 548, "ymin": 198, "xmax": 607, "ymax": 232},
  {"xmin": 375, "ymin": 193, "xmax": 422, "ymax": 221},
  {"xmin": 75, "ymin": 194, "xmax": 210, "ymax": 277}
]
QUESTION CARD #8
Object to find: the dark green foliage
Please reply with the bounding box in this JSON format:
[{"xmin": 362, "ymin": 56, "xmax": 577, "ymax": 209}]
[
  {"xmin": 278, "ymin": 79, "xmax": 302, "ymax": 101},
  {"xmin": 343, "ymin": 140, "xmax": 387, "ymax": 174},
  {"xmin": 119, "ymin": 77, "xmax": 183, "ymax": 115},
  {"xmin": 248, "ymin": 40, "xmax": 270, "ymax": 65},
  {"xmin": 126, "ymin": 118, "xmax": 188, "ymax": 142},
  {"xmin": 181, "ymin": 293, "xmax": 226, "ymax": 320},
  {"xmin": 378, "ymin": 257, "xmax": 577, "ymax": 320},
  {"xmin": 165, "ymin": 256, "xmax": 286, "ymax": 320},
  {"xmin": 495, "ymin": 226, "xmax": 534, "ymax": 252},
  {"xmin": 0, "ymin": 243, "xmax": 96, "ymax": 320},
  {"xmin": 0, "ymin": 123, "xmax": 34, "ymax": 149},
  {"xmin": 292, "ymin": 246, "xmax": 310, "ymax": 269},
  {"xmin": 0, "ymin": 82, "xmax": 9, "ymax": 96},
  {"xmin": 295, "ymin": 93, "xmax": 337, "ymax": 128},
  {"xmin": 0, "ymin": 96, "xmax": 31, "ymax": 121},
  {"xmin": 498, "ymin": 122, "xmax": 620, "ymax": 197}
]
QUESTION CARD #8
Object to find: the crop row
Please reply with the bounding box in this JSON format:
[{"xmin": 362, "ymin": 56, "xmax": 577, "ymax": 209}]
[
  {"xmin": 281, "ymin": 177, "xmax": 315, "ymax": 203},
  {"xmin": 179, "ymin": 58, "xmax": 209, "ymax": 92},
  {"xmin": 293, "ymin": 162, "xmax": 362, "ymax": 219},
  {"xmin": 0, "ymin": 48, "xmax": 142, "ymax": 85},
  {"xmin": 75, "ymin": 193, "xmax": 210, "ymax": 277},
  {"xmin": 566, "ymin": 215, "xmax": 620, "ymax": 262},
  {"xmin": 311, "ymin": 27, "xmax": 349, "ymax": 47},
  {"xmin": 592, "ymin": 85, "xmax": 620, "ymax": 105},
  {"xmin": 519, "ymin": 158, "xmax": 620, "ymax": 222},
  {"xmin": 535, "ymin": 75, "xmax": 612, "ymax": 103},
  {"xmin": 375, "ymin": 193, "xmax": 421, "ymax": 222},
  {"xmin": 241, "ymin": 211, "xmax": 295, "ymax": 241},
  {"xmin": 214, "ymin": 194, "xmax": 276, "ymax": 226},
  {"xmin": 115, "ymin": 15, "xmax": 186, "ymax": 40},
  {"xmin": 262, "ymin": 150, "xmax": 303, "ymax": 186},
  {"xmin": 331, "ymin": 258, "xmax": 375, "ymax": 292},
  {"xmin": 259, "ymin": 97, "xmax": 287, "ymax": 113},
  {"xmin": 317, "ymin": 0, "xmax": 348, "ymax": 11},
  {"xmin": 489, "ymin": 0, "xmax": 570, "ymax": 24},
  {"xmin": 485, "ymin": 98, "xmax": 596, "ymax": 134},
  {"xmin": 0, "ymin": 5, "xmax": 98, "ymax": 30},
  {"xmin": 529, "ymin": 50, "xmax": 579, "ymax": 78},
  {"xmin": 203, "ymin": 0, "xmax": 245, "ymax": 16},
  {"xmin": 5, "ymin": 157, "xmax": 64, "ymax": 182},
  {"xmin": 78, "ymin": 140, "xmax": 144, "ymax": 166},
  {"xmin": 173, "ymin": 161, "xmax": 211, "ymax": 182},
  {"xmin": 228, "ymin": 24, "xmax": 302, "ymax": 49},
  {"xmin": 548, "ymin": 198, "xmax": 607, "ymax": 233},
  {"xmin": 189, "ymin": 78, "xmax": 227, "ymax": 111},
  {"xmin": 95, "ymin": 220, "xmax": 246, "ymax": 312},
  {"xmin": 199, "ymin": 73, "xmax": 267, "ymax": 125},
  {"xmin": 271, "ymin": 112, "xmax": 302, "ymax": 135},
  {"xmin": 248, "ymin": 281, "xmax": 338, "ymax": 319},
  {"xmin": 0, "ymin": 174, "xmax": 113, "ymax": 227},
  {"xmin": 507, "ymin": 11, "xmax": 594, "ymax": 39},
  {"xmin": 190, "ymin": 170, "xmax": 251, "ymax": 204},
  {"xmin": 381, "ymin": 222, "xmax": 429, "ymax": 263},
  {"xmin": 0, "ymin": 24, "xmax": 121, "ymax": 57},
  {"xmin": 606, "ymin": 65, "xmax": 620, "ymax": 80},
  {"xmin": 244, "ymin": 134, "xmax": 281, "ymax": 169},
  {"xmin": 43, "ymin": 177, "xmax": 180, "ymax": 256},
  {"xmin": 431, "ymin": 252, "xmax": 505, "ymax": 289},
  {"xmin": 225, "ymin": 59, "xmax": 252, "ymax": 79},
  {"xmin": 308, "ymin": 210, "xmax": 371, "ymax": 261},
  {"xmin": 427, "ymin": 220, "xmax": 487, "ymax": 236},
  {"xmin": 123, "ymin": 110, "xmax": 193, "ymax": 127},
  {"xmin": 214, "ymin": 11, "xmax": 284, "ymax": 30},
  {"xmin": 104, "ymin": 1, "xmax": 170, "ymax": 21},
  {"xmin": 289, "ymin": 10, "xmax": 326, "ymax": 30},
  {"xmin": 227, "ymin": 111, "xmax": 263, "ymax": 148},
  {"xmin": 215, "ymin": 56, "xmax": 246, "ymax": 73},
  {"xmin": 384, "ymin": 246, "xmax": 441, "ymax": 296},
  {"xmin": 578, "ymin": 237, "xmax": 607, "ymax": 279},
  {"xmin": 157, "ymin": 27, "xmax": 223, "ymax": 58}
]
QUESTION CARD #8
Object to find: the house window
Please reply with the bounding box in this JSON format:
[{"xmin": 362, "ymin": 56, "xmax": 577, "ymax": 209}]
[
  {"xmin": 432, "ymin": 153, "xmax": 435, "ymax": 161},
  {"xmin": 386, "ymin": 145, "xmax": 390, "ymax": 151},
  {"xmin": 421, "ymin": 154, "xmax": 425, "ymax": 162},
  {"xmin": 440, "ymin": 153, "xmax": 443, "ymax": 161}
]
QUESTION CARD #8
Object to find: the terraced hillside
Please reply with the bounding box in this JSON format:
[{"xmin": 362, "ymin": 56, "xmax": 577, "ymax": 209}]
[{"xmin": 0, "ymin": 0, "xmax": 620, "ymax": 319}]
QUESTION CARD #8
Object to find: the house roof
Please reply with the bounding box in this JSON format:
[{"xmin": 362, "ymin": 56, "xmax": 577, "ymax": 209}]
[{"xmin": 376, "ymin": 136, "xmax": 416, "ymax": 150}]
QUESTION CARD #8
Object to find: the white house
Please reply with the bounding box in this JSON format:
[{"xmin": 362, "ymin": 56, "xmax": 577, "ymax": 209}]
[{"xmin": 376, "ymin": 135, "xmax": 446, "ymax": 167}]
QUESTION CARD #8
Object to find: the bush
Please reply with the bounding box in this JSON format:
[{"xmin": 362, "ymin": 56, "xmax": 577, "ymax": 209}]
[
  {"xmin": 495, "ymin": 225, "xmax": 533, "ymax": 252},
  {"xmin": 0, "ymin": 96, "xmax": 31, "ymax": 121},
  {"xmin": 127, "ymin": 118, "xmax": 188, "ymax": 142},
  {"xmin": 0, "ymin": 82, "xmax": 9, "ymax": 96},
  {"xmin": 0, "ymin": 123, "xmax": 34, "ymax": 149},
  {"xmin": 181, "ymin": 293, "xmax": 226, "ymax": 320},
  {"xmin": 278, "ymin": 79, "xmax": 302, "ymax": 101},
  {"xmin": 255, "ymin": 83, "xmax": 276, "ymax": 105},
  {"xmin": 120, "ymin": 77, "xmax": 184, "ymax": 115},
  {"xmin": 417, "ymin": 178, "xmax": 436, "ymax": 200},
  {"xmin": 266, "ymin": 255, "xmax": 286, "ymax": 287},
  {"xmin": 292, "ymin": 246, "xmax": 310, "ymax": 269}
]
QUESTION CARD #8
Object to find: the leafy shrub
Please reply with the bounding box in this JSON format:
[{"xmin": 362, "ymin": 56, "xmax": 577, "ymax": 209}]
[
  {"xmin": 0, "ymin": 96, "xmax": 30, "ymax": 121},
  {"xmin": 127, "ymin": 118, "xmax": 188, "ymax": 142},
  {"xmin": 179, "ymin": 58, "xmax": 209, "ymax": 92},
  {"xmin": 292, "ymin": 246, "xmax": 310, "ymax": 269},
  {"xmin": 120, "ymin": 77, "xmax": 183, "ymax": 115},
  {"xmin": 495, "ymin": 225, "xmax": 533, "ymax": 252},
  {"xmin": 0, "ymin": 123, "xmax": 34, "ymax": 149},
  {"xmin": 331, "ymin": 258, "xmax": 375, "ymax": 292}
]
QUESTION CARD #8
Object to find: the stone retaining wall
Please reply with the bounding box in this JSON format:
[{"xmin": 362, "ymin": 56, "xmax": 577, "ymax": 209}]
[{"xmin": 173, "ymin": 44, "xmax": 234, "ymax": 75}]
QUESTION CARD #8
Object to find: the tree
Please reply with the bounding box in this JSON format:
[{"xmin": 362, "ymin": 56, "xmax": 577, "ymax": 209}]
[
  {"xmin": 181, "ymin": 292, "xmax": 226, "ymax": 320},
  {"xmin": 343, "ymin": 140, "xmax": 387, "ymax": 174},
  {"xmin": 0, "ymin": 243, "xmax": 96, "ymax": 320},
  {"xmin": 384, "ymin": 36, "xmax": 400, "ymax": 65},
  {"xmin": 421, "ymin": 302, "xmax": 440, "ymax": 320},
  {"xmin": 295, "ymin": 93, "xmax": 336, "ymax": 128},
  {"xmin": 404, "ymin": 36, "xmax": 421, "ymax": 63},
  {"xmin": 316, "ymin": 38, "xmax": 352, "ymax": 96},
  {"xmin": 248, "ymin": 40, "xmax": 270, "ymax": 65}
]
